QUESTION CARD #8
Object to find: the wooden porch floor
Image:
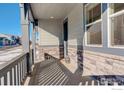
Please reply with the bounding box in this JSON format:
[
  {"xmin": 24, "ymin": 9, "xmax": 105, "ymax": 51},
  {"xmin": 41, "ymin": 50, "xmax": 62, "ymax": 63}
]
[{"xmin": 28, "ymin": 59, "xmax": 99, "ymax": 85}]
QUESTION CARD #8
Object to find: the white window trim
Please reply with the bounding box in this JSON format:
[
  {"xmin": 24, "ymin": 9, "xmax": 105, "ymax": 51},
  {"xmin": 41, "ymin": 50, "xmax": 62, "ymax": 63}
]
[
  {"xmin": 85, "ymin": 44, "xmax": 103, "ymax": 47},
  {"xmin": 85, "ymin": 19, "xmax": 102, "ymax": 27},
  {"xmin": 108, "ymin": 3, "xmax": 124, "ymax": 49},
  {"xmin": 110, "ymin": 45, "xmax": 124, "ymax": 49},
  {"xmin": 107, "ymin": 3, "xmax": 111, "ymax": 48},
  {"xmin": 84, "ymin": 3, "xmax": 103, "ymax": 47},
  {"xmin": 109, "ymin": 9, "xmax": 124, "ymax": 18}
]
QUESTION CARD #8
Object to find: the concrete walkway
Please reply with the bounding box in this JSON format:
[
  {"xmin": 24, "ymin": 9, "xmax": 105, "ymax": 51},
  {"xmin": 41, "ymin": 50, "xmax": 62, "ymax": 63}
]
[{"xmin": 0, "ymin": 46, "xmax": 23, "ymax": 66}]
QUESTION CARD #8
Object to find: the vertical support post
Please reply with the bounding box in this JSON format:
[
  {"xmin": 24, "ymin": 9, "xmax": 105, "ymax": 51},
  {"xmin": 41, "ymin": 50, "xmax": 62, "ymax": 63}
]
[
  {"xmin": 32, "ymin": 24, "xmax": 36, "ymax": 64},
  {"xmin": 20, "ymin": 3, "xmax": 31, "ymax": 74},
  {"xmin": 32, "ymin": 20, "xmax": 38, "ymax": 63},
  {"xmin": 102, "ymin": 3, "xmax": 108, "ymax": 48},
  {"xmin": 63, "ymin": 19, "xmax": 68, "ymax": 58},
  {"xmin": 64, "ymin": 41, "xmax": 68, "ymax": 58}
]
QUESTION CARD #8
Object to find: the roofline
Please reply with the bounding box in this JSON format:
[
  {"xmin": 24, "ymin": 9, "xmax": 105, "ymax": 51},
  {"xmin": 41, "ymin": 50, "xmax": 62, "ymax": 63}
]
[
  {"xmin": 29, "ymin": 4, "xmax": 38, "ymax": 26},
  {"xmin": 29, "ymin": 4, "xmax": 35, "ymax": 21}
]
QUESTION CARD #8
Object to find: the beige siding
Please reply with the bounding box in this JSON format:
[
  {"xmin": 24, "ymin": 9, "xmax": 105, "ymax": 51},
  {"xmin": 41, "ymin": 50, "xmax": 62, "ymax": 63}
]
[
  {"xmin": 67, "ymin": 4, "xmax": 84, "ymax": 46},
  {"xmin": 38, "ymin": 19, "xmax": 63, "ymax": 46}
]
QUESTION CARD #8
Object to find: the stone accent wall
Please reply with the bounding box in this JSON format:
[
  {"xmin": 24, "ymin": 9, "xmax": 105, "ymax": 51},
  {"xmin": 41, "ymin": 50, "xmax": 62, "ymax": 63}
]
[
  {"xmin": 35, "ymin": 45, "xmax": 64, "ymax": 62},
  {"xmin": 83, "ymin": 50, "xmax": 124, "ymax": 76},
  {"xmin": 35, "ymin": 45, "xmax": 124, "ymax": 76},
  {"xmin": 68, "ymin": 47, "xmax": 77, "ymax": 65},
  {"xmin": 61, "ymin": 47, "xmax": 124, "ymax": 76},
  {"xmin": 60, "ymin": 46, "xmax": 83, "ymax": 73}
]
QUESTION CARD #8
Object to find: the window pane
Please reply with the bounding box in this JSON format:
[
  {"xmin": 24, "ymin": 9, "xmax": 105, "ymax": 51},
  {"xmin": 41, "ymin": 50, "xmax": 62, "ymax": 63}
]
[
  {"xmin": 110, "ymin": 3, "xmax": 124, "ymax": 14},
  {"xmin": 87, "ymin": 22, "xmax": 102, "ymax": 44},
  {"xmin": 93, "ymin": 4, "xmax": 101, "ymax": 21},
  {"xmin": 86, "ymin": 4, "xmax": 101, "ymax": 24},
  {"xmin": 111, "ymin": 14, "xmax": 124, "ymax": 45}
]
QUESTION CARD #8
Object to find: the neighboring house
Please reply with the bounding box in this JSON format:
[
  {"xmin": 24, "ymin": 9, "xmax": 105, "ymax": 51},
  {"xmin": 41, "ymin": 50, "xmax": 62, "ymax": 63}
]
[
  {"xmin": 0, "ymin": 37, "xmax": 6, "ymax": 46},
  {"xmin": 0, "ymin": 33, "xmax": 21, "ymax": 47},
  {"xmin": 0, "ymin": 33, "xmax": 10, "ymax": 46}
]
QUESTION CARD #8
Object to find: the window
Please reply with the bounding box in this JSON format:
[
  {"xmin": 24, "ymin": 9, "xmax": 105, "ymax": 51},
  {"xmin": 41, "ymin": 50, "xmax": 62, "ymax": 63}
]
[
  {"xmin": 85, "ymin": 3, "xmax": 102, "ymax": 45},
  {"xmin": 110, "ymin": 3, "xmax": 124, "ymax": 14},
  {"xmin": 110, "ymin": 4, "xmax": 124, "ymax": 46},
  {"xmin": 87, "ymin": 22, "xmax": 102, "ymax": 44},
  {"xmin": 86, "ymin": 4, "xmax": 101, "ymax": 24}
]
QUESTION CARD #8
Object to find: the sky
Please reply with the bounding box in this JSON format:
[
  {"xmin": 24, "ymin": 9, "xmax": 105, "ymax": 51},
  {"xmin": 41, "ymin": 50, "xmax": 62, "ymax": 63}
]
[{"xmin": 0, "ymin": 3, "xmax": 21, "ymax": 36}]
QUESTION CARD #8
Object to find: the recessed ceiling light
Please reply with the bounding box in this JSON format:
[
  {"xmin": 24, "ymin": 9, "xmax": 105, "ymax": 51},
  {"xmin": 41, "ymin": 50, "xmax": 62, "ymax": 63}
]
[{"xmin": 50, "ymin": 16, "xmax": 54, "ymax": 19}]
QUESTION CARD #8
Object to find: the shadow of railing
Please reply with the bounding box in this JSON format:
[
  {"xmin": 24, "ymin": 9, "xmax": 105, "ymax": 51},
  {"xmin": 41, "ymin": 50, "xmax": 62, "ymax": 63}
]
[
  {"xmin": 29, "ymin": 53, "xmax": 69, "ymax": 85},
  {"xmin": 29, "ymin": 52, "xmax": 124, "ymax": 85},
  {"xmin": 43, "ymin": 53, "xmax": 124, "ymax": 85},
  {"xmin": 29, "ymin": 52, "xmax": 84, "ymax": 85}
]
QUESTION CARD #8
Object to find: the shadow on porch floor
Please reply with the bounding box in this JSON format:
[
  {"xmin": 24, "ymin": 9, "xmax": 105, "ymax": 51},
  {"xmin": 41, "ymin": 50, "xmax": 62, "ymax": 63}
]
[
  {"xmin": 28, "ymin": 58, "xmax": 100, "ymax": 85},
  {"xmin": 28, "ymin": 53, "xmax": 124, "ymax": 85}
]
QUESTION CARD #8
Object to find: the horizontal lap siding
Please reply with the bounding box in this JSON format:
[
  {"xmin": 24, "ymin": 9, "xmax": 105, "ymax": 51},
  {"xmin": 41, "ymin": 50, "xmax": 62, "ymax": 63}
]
[
  {"xmin": 38, "ymin": 19, "xmax": 63, "ymax": 46},
  {"xmin": 37, "ymin": 19, "xmax": 63, "ymax": 62}
]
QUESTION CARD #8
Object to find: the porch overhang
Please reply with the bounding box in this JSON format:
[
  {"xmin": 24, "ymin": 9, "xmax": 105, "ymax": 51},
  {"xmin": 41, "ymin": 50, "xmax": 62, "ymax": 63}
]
[{"xmin": 30, "ymin": 3, "xmax": 77, "ymax": 20}]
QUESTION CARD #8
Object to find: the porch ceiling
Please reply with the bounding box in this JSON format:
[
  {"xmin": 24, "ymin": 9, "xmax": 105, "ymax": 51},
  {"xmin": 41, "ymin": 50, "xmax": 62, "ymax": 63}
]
[{"xmin": 30, "ymin": 3, "xmax": 77, "ymax": 19}]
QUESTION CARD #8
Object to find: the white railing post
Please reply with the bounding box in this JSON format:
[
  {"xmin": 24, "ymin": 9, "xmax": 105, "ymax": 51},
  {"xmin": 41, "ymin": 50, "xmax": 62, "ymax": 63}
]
[{"xmin": 0, "ymin": 54, "xmax": 28, "ymax": 85}]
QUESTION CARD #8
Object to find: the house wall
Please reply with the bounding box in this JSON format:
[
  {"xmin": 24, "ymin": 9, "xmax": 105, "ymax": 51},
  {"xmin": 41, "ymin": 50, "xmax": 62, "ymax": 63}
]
[
  {"xmin": 83, "ymin": 50, "xmax": 124, "ymax": 76},
  {"xmin": 82, "ymin": 3, "xmax": 124, "ymax": 76},
  {"xmin": 38, "ymin": 19, "xmax": 63, "ymax": 46},
  {"xmin": 61, "ymin": 3, "xmax": 124, "ymax": 76},
  {"xmin": 83, "ymin": 4, "xmax": 124, "ymax": 76},
  {"xmin": 84, "ymin": 3, "xmax": 124, "ymax": 57},
  {"xmin": 67, "ymin": 4, "xmax": 84, "ymax": 46},
  {"xmin": 61, "ymin": 4, "xmax": 84, "ymax": 72},
  {"xmin": 37, "ymin": 19, "xmax": 63, "ymax": 61},
  {"xmin": 36, "ymin": 4, "xmax": 124, "ymax": 76}
]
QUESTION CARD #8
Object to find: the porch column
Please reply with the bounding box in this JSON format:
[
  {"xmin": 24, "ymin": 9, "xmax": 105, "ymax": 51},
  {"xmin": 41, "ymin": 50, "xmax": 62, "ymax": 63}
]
[
  {"xmin": 63, "ymin": 19, "xmax": 68, "ymax": 58},
  {"xmin": 32, "ymin": 24, "xmax": 36, "ymax": 63},
  {"xmin": 20, "ymin": 4, "xmax": 31, "ymax": 74},
  {"xmin": 102, "ymin": 3, "xmax": 108, "ymax": 48},
  {"xmin": 64, "ymin": 41, "xmax": 68, "ymax": 58}
]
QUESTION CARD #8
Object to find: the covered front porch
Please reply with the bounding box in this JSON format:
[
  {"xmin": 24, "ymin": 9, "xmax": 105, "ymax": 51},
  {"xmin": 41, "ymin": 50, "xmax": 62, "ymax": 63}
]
[
  {"xmin": 24, "ymin": 3, "xmax": 86, "ymax": 85},
  {"xmin": 0, "ymin": 3, "xmax": 124, "ymax": 86}
]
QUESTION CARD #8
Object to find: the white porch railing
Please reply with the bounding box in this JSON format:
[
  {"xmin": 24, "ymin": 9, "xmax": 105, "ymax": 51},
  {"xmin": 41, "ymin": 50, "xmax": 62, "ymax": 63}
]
[{"xmin": 0, "ymin": 53, "xmax": 27, "ymax": 85}]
